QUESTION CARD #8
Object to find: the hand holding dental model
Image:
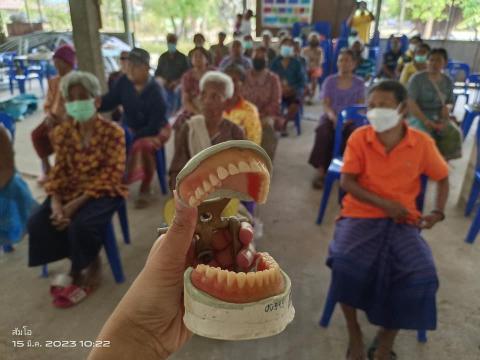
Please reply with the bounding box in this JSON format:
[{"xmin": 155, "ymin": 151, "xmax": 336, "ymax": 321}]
[
  {"xmin": 90, "ymin": 141, "xmax": 294, "ymax": 359},
  {"xmin": 89, "ymin": 193, "xmax": 256, "ymax": 360}
]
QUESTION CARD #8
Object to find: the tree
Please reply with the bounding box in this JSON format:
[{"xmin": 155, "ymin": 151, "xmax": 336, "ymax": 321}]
[
  {"xmin": 0, "ymin": 11, "xmax": 6, "ymax": 44},
  {"xmin": 458, "ymin": 0, "xmax": 480, "ymax": 39},
  {"xmin": 406, "ymin": 0, "xmax": 449, "ymax": 38}
]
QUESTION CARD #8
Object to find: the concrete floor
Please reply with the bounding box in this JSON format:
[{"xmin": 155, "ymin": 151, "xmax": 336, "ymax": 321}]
[{"xmin": 1, "ymin": 90, "xmax": 480, "ymax": 360}]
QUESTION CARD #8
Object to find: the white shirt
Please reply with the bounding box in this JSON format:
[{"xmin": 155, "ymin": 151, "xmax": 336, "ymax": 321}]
[{"xmin": 240, "ymin": 19, "xmax": 252, "ymax": 36}]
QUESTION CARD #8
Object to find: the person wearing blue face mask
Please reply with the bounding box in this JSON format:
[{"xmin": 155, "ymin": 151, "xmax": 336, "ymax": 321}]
[
  {"xmin": 270, "ymin": 37, "xmax": 306, "ymax": 136},
  {"xmin": 28, "ymin": 71, "xmax": 127, "ymax": 308},
  {"xmin": 243, "ymin": 34, "xmax": 254, "ymax": 58},
  {"xmin": 399, "ymin": 43, "xmax": 430, "ymax": 85},
  {"xmin": 155, "ymin": 33, "xmax": 190, "ymax": 115}
]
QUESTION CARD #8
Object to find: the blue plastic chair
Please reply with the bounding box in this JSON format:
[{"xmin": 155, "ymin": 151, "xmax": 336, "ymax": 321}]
[
  {"xmin": 340, "ymin": 21, "xmax": 351, "ymax": 39},
  {"xmin": 0, "ymin": 112, "xmax": 15, "ymax": 140},
  {"xmin": 316, "ymin": 105, "xmax": 368, "ymax": 225},
  {"xmin": 41, "ymin": 200, "xmax": 131, "ymax": 282},
  {"xmin": 464, "ymin": 124, "xmax": 480, "ymax": 244},
  {"xmin": 313, "ymin": 21, "xmax": 332, "ymax": 39},
  {"xmin": 461, "ymin": 104, "xmax": 480, "ymax": 139},
  {"xmin": 124, "ymin": 126, "xmax": 168, "ymax": 195},
  {"xmin": 281, "ymin": 101, "xmax": 303, "ymax": 136}
]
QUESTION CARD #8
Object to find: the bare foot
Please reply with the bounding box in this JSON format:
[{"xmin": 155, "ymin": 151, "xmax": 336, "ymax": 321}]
[{"xmin": 347, "ymin": 326, "xmax": 366, "ymax": 360}]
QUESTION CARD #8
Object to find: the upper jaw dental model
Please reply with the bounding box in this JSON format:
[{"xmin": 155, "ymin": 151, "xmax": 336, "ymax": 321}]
[{"xmin": 174, "ymin": 140, "xmax": 295, "ymax": 340}]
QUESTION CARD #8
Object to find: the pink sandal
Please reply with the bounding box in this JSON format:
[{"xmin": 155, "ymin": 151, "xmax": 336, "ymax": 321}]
[{"xmin": 52, "ymin": 284, "xmax": 93, "ymax": 308}]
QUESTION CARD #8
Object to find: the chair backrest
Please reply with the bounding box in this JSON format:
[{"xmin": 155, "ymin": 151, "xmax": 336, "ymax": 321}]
[
  {"xmin": 333, "ymin": 105, "xmax": 368, "ymax": 158},
  {"xmin": 291, "ymin": 22, "xmax": 309, "ymax": 38},
  {"xmin": 0, "ymin": 112, "xmax": 15, "ymax": 140},
  {"xmin": 467, "ymin": 73, "xmax": 480, "ymax": 86},
  {"xmin": 340, "ymin": 21, "xmax": 351, "ymax": 39},
  {"xmin": 313, "ymin": 21, "xmax": 332, "ymax": 39},
  {"xmin": 446, "ymin": 61, "xmax": 470, "ymax": 82}
]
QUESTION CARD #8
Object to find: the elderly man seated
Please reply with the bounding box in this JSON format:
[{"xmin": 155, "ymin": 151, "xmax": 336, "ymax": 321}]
[
  {"xmin": 99, "ymin": 48, "xmax": 171, "ymax": 208},
  {"xmin": 28, "ymin": 71, "xmax": 127, "ymax": 308},
  {"xmin": 219, "ymin": 40, "xmax": 253, "ymax": 71},
  {"xmin": 169, "ymin": 71, "xmax": 245, "ymax": 189},
  {"xmin": 270, "ymin": 37, "xmax": 306, "ymax": 136}
]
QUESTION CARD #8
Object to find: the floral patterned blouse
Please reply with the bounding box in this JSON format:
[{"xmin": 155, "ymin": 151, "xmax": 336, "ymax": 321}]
[
  {"xmin": 45, "ymin": 115, "xmax": 128, "ymax": 203},
  {"xmin": 223, "ymin": 98, "xmax": 262, "ymax": 145}
]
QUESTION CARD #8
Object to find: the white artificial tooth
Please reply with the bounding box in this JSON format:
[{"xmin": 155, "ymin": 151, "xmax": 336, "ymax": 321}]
[
  {"xmin": 195, "ymin": 187, "xmax": 204, "ymax": 199},
  {"xmin": 238, "ymin": 161, "xmax": 250, "ymax": 173},
  {"xmin": 246, "ymin": 272, "xmax": 256, "ymax": 287},
  {"xmin": 237, "ymin": 272, "xmax": 246, "ymax": 288},
  {"xmin": 205, "ymin": 266, "xmax": 215, "ymax": 279},
  {"xmin": 250, "ymin": 160, "xmax": 261, "ymax": 172},
  {"xmin": 217, "ymin": 166, "xmax": 229, "ymax": 180},
  {"xmin": 189, "ymin": 196, "xmax": 197, "ymax": 207},
  {"xmin": 228, "ymin": 163, "xmax": 239, "ymax": 175},
  {"xmin": 263, "ymin": 270, "xmax": 271, "ymax": 286},
  {"xmin": 203, "ymin": 180, "xmax": 212, "ymax": 192},
  {"xmin": 209, "ymin": 173, "xmax": 220, "ymax": 186},
  {"xmin": 226, "ymin": 271, "xmax": 236, "ymax": 288},
  {"xmin": 255, "ymin": 272, "xmax": 264, "ymax": 287},
  {"xmin": 217, "ymin": 269, "xmax": 227, "ymax": 284},
  {"xmin": 195, "ymin": 264, "xmax": 206, "ymax": 273}
]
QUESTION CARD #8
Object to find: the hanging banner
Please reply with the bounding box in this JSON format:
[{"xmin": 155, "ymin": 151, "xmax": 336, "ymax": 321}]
[{"xmin": 261, "ymin": 0, "xmax": 313, "ymax": 28}]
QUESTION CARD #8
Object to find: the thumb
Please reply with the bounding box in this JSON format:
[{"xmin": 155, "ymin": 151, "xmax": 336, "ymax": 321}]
[{"xmin": 145, "ymin": 191, "xmax": 197, "ymax": 271}]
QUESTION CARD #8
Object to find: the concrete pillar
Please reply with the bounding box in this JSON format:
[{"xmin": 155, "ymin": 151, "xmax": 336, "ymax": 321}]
[
  {"xmin": 68, "ymin": 0, "xmax": 106, "ymax": 91},
  {"xmin": 121, "ymin": 0, "xmax": 133, "ymax": 47}
]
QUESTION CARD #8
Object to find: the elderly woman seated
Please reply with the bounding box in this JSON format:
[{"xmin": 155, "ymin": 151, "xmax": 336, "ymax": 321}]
[
  {"xmin": 243, "ymin": 47, "xmax": 282, "ymax": 160},
  {"xmin": 28, "ymin": 71, "xmax": 127, "ymax": 308},
  {"xmin": 408, "ymin": 48, "xmax": 462, "ymax": 160},
  {"xmin": 172, "ymin": 47, "xmax": 214, "ymax": 145},
  {"xmin": 270, "ymin": 37, "xmax": 306, "ymax": 136},
  {"xmin": 223, "ymin": 65, "xmax": 262, "ymax": 145},
  {"xmin": 308, "ymin": 49, "xmax": 365, "ymax": 189},
  {"xmin": 100, "ymin": 48, "xmax": 171, "ymax": 208},
  {"xmin": 0, "ymin": 124, "xmax": 36, "ymax": 249},
  {"xmin": 169, "ymin": 71, "xmax": 245, "ymax": 189}
]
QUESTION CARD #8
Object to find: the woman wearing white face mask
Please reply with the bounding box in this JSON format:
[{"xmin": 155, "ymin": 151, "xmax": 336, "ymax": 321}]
[
  {"xmin": 327, "ymin": 80, "xmax": 449, "ymax": 360},
  {"xmin": 28, "ymin": 71, "xmax": 127, "ymax": 308},
  {"xmin": 270, "ymin": 37, "xmax": 306, "ymax": 136}
]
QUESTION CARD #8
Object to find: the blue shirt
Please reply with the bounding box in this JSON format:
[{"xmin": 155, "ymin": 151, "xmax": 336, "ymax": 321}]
[
  {"xmin": 270, "ymin": 56, "xmax": 306, "ymax": 97},
  {"xmin": 355, "ymin": 58, "xmax": 375, "ymax": 80},
  {"xmin": 100, "ymin": 75, "xmax": 168, "ymax": 140}
]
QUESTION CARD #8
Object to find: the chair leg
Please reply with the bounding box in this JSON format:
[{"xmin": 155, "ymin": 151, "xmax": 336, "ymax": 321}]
[
  {"xmin": 3, "ymin": 243, "xmax": 14, "ymax": 253},
  {"xmin": 117, "ymin": 201, "xmax": 131, "ymax": 244},
  {"xmin": 465, "ymin": 205, "xmax": 480, "ymax": 244},
  {"xmin": 156, "ymin": 148, "xmax": 168, "ymax": 195},
  {"xmin": 41, "ymin": 264, "xmax": 48, "ymax": 278},
  {"xmin": 295, "ymin": 107, "xmax": 302, "ymax": 135},
  {"xmin": 319, "ymin": 283, "xmax": 336, "ymax": 327},
  {"xmin": 462, "ymin": 112, "xmax": 476, "ymax": 138},
  {"xmin": 316, "ymin": 174, "xmax": 336, "ymax": 225},
  {"xmin": 17, "ymin": 78, "xmax": 26, "ymax": 94},
  {"xmin": 465, "ymin": 179, "xmax": 480, "ymax": 217},
  {"xmin": 104, "ymin": 222, "xmax": 125, "ymax": 283},
  {"xmin": 417, "ymin": 330, "xmax": 427, "ymax": 343}
]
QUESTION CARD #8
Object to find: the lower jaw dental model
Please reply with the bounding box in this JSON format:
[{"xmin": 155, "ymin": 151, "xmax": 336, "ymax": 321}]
[{"xmin": 174, "ymin": 140, "xmax": 295, "ymax": 340}]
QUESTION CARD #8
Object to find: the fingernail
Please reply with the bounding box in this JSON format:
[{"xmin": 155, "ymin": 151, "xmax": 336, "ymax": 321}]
[{"xmin": 173, "ymin": 190, "xmax": 189, "ymax": 210}]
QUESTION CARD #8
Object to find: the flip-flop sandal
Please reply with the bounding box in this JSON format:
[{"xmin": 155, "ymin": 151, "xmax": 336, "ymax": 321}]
[
  {"xmin": 49, "ymin": 274, "xmax": 73, "ymax": 297},
  {"xmin": 367, "ymin": 340, "xmax": 397, "ymax": 360},
  {"xmin": 52, "ymin": 284, "xmax": 92, "ymax": 308}
]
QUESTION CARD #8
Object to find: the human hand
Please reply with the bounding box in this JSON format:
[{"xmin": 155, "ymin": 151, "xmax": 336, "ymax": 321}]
[
  {"xmin": 50, "ymin": 197, "xmax": 69, "ymax": 231},
  {"xmin": 417, "ymin": 212, "xmax": 444, "ymax": 229},
  {"xmin": 89, "ymin": 192, "xmax": 255, "ymax": 359},
  {"xmin": 381, "ymin": 199, "xmax": 409, "ymax": 222}
]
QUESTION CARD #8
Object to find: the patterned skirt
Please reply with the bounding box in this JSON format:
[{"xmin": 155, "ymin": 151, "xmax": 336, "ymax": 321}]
[
  {"xmin": 327, "ymin": 217, "xmax": 439, "ymax": 330},
  {"xmin": 0, "ymin": 173, "xmax": 37, "ymax": 246}
]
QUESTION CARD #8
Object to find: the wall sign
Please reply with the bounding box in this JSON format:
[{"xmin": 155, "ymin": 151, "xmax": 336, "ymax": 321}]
[{"xmin": 261, "ymin": 0, "xmax": 313, "ymax": 28}]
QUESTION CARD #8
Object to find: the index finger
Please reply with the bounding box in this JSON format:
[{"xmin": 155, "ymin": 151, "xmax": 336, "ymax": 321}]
[{"xmin": 239, "ymin": 222, "xmax": 254, "ymax": 246}]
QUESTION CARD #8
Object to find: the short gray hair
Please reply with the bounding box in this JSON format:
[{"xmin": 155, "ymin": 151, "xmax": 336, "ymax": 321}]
[
  {"xmin": 60, "ymin": 71, "xmax": 101, "ymax": 100},
  {"xmin": 199, "ymin": 71, "xmax": 234, "ymax": 99}
]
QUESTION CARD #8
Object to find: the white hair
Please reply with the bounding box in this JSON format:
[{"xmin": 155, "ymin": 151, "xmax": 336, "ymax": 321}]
[
  {"xmin": 308, "ymin": 31, "xmax": 320, "ymax": 41},
  {"xmin": 60, "ymin": 70, "xmax": 101, "ymax": 100},
  {"xmin": 199, "ymin": 71, "xmax": 234, "ymax": 99},
  {"xmin": 261, "ymin": 30, "xmax": 272, "ymax": 38}
]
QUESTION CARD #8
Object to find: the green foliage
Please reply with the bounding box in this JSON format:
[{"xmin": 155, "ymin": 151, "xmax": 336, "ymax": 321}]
[
  {"xmin": 458, "ymin": 0, "xmax": 480, "ymax": 29},
  {"xmin": 406, "ymin": 0, "xmax": 449, "ymax": 22}
]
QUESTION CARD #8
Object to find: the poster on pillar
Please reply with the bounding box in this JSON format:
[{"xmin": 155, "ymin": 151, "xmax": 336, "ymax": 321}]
[{"xmin": 261, "ymin": 0, "xmax": 313, "ymax": 28}]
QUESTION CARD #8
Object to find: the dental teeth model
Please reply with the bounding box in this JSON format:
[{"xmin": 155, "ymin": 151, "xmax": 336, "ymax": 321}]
[{"xmin": 174, "ymin": 140, "xmax": 295, "ymax": 340}]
